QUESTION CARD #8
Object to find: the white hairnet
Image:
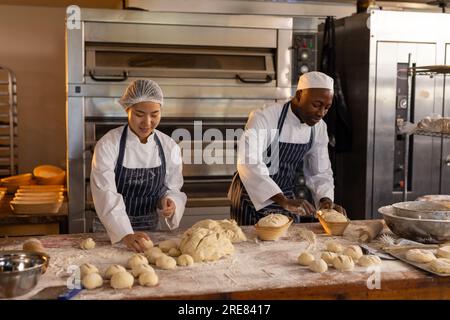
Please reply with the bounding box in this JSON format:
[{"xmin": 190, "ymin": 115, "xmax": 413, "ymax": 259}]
[
  {"xmin": 297, "ymin": 71, "xmax": 334, "ymax": 92},
  {"xmin": 119, "ymin": 79, "xmax": 164, "ymax": 109}
]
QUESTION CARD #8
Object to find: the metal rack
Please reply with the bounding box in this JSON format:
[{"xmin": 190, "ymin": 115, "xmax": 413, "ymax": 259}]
[
  {"xmin": 400, "ymin": 65, "xmax": 450, "ymax": 201},
  {"xmin": 0, "ymin": 65, "xmax": 18, "ymax": 177}
]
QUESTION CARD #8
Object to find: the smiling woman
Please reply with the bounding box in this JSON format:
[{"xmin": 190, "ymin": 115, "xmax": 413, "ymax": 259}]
[
  {"xmin": 127, "ymin": 102, "xmax": 162, "ymax": 143},
  {"xmin": 90, "ymin": 79, "xmax": 187, "ymax": 251}
]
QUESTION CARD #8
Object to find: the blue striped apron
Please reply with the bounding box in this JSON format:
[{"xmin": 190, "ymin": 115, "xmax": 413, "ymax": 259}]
[
  {"xmin": 93, "ymin": 125, "xmax": 167, "ymax": 232},
  {"xmin": 229, "ymin": 101, "xmax": 315, "ymax": 225}
]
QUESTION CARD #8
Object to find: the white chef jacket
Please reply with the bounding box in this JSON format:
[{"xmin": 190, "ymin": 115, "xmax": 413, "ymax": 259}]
[
  {"xmin": 91, "ymin": 125, "xmax": 187, "ymax": 244},
  {"xmin": 235, "ymin": 102, "xmax": 334, "ymax": 211}
]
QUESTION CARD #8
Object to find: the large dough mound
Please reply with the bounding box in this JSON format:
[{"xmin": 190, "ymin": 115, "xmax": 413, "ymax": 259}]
[
  {"xmin": 179, "ymin": 227, "xmax": 234, "ymax": 262},
  {"xmin": 191, "ymin": 219, "xmax": 247, "ymax": 243},
  {"xmin": 257, "ymin": 214, "xmax": 289, "ymax": 227},
  {"xmin": 320, "ymin": 209, "xmax": 347, "ymax": 223}
]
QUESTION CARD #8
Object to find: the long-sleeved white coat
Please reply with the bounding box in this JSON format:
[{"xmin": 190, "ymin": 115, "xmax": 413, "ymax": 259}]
[
  {"xmin": 235, "ymin": 102, "xmax": 334, "ymax": 211},
  {"xmin": 90, "ymin": 125, "xmax": 186, "ymax": 244}
]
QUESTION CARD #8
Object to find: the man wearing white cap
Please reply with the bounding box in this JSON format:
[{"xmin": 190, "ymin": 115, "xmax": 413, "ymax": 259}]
[
  {"xmin": 90, "ymin": 79, "xmax": 186, "ymax": 251},
  {"xmin": 228, "ymin": 71, "xmax": 346, "ymax": 225}
]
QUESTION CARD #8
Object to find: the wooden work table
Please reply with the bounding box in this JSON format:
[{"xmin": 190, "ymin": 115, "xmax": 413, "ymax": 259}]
[{"xmin": 1, "ymin": 221, "xmax": 449, "ymax": 300}]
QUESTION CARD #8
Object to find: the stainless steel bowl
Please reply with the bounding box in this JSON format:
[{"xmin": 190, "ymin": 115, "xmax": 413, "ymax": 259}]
[
  {"xmin": 391, "ymin": 201, "xmax": 450, "ymax": 220},
  {"xmin": 0, "ymin": 251, "xmax": 50, "ymax": 298},
  {"xmin": 379, "ymin": 205, "xmax": 450, "ymax": 243}
]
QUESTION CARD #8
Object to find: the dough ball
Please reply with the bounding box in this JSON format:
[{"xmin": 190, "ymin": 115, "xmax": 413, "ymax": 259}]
[
  {"xmin": 168, "ymin": 247, "xmax": 181, "ymax": 257},
  {"xmin": 80, "ymin": 263, "xmax": 99, "ymax": 278},
  {"xmin": 80, "ymin": 238, "xmax": 96, "ymax": 250},
  {"xmin": 321, "ymin": 251, "xmax": 337, "ymax": 265},
  {"xmin": 429, "ymin": 258, "xmax": 450, "ymax": 274},
  {"xmin": 104, "ymin": 264, "xmax": 127, "ymax": 279},
  {"xmin": 257, "ymin": 214, "xmax": 289, "ymax": 227},
  {"xmin": 155, "ymin": 255, "xmax": 177, "ymax": 270},
  {"xmin": 358, "ymin": 255, "xmax": 382, "ymax": 267},
  {"xmin": 177, "ymin": 254, "xmax": 194, "ymax": 267},
  {"xmin": 405, "ymin": 249, "xmax": 436, "ymax": 263},
  {"xmin": 142, "ymin": 239, "xmax": 154, "ymax": 250},
  {"xmin": 437, "ymin": 246, "xmax": 450, "ymax": 259},
  {"xmin": 145, "ymin": 247, "xmax": 165, "ymax": 264},
  {"xmin": 343, "ymin": 245, "xmax": 363, "ymax": 261},
  {"xmin": 139, "ymin": 271, "xmax": 159, "ymax": 287},
  {"xmin": 320, "ymin": 209, "xmax": 347, "ymax": 222},
  {"xmin": 127, "ymin": 253, "xmax": 148, "ymax": 269},
  {"xmin": 333, "ymin": 255, "xmax": 355, "ymax": 272},
  {"xmin": 325, "ymin": 240, "xmax": 344, "ymax": 253},
  {"xmin": 131, "ymin": 263, "xmax": 155, "ymax": 277},
  {"xmin": 110, "ymin": 271, "xmax": 134, "ymax": 289},
  {"xmin": 23, "ymin": 238, "xmax": 45, "ymax": 253},
  {"xmin": 159, "ymin": 239, "xmax": 178, "ymax": 253},
  {"xmin": 82, "ymin": 272, "xmax": 103, "ymax": 290},
  {"xmin": 309, "ymin": 259, "xmax": 328, "ymax": 273},
  {"xmin": 297, "ymin": 252, "xmax": 315, "ymax": 266}
]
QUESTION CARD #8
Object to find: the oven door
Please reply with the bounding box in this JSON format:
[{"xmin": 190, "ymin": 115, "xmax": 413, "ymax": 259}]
[{"xmin": 86, "ymin": 44, "xmax": 276, "ymax": 84}]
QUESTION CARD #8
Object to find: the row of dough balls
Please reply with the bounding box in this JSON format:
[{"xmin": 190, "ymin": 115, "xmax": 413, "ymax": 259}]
[
  {"xmin": 298, "ymin": 251, "xmax": 381, "ymax": 273},
  {"xmin": 80, "ymin": 262, "xmax": 159, "ymax": 290},
  {"xmin": 405, "ymin": 246, "xmax": 450, "ymax": 263},
  {"xmin": 405, "ymin": 246, "xmax": 450, "ymax": 274},
  {"xmin": 81, "ymin": 250, "xmax": 195, "ymax": 290},
  {"xmin": 298, "ymin": 241, "xmax": 381, "ymax": 273},
  {"xmin": 79, "ymin": 238, "xmax": 155, "ymax": 251},
  {"xmin": 79, "ymin": 237, "xmax": 182, "ymax": 259}
]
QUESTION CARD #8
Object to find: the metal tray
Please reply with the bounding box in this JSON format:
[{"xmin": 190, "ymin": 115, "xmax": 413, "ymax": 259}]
[{"xmin": 384, "ymin": 247, "xmax": 450, "ymax": 277}]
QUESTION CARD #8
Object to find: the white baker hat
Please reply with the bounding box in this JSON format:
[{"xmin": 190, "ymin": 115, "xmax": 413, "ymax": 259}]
[{"xmin": 297, "ymin": 71, "xmax": 334, "ymax": 91}]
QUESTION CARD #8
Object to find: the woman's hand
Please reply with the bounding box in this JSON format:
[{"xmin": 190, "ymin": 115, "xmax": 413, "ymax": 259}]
[
  {"xmin": 319, "ymin": 197, "xmax": 347, "ymax": 216},
  {"xmin": 121, "ymin": 232, "xmax": 151, "ymax": 252},
  {"xmin": 158, "ymin": 197, "xmax": 176, "ymax": 218}
]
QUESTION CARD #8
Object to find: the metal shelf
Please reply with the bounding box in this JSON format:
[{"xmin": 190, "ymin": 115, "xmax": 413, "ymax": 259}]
[
  {"xmin": 0, "ymin": 65, "xmax": 18, "ymax": 177},
  {"xmin": 408, "ymin": 65, "xmax": 450, "ymax": 75},
  {"xmin": 401, "ymin": 64, "xmax": 450, "ymax": 202},
  {"xmin": 414, "ymin": 129, "xmax": 450, "ymax": 139}
]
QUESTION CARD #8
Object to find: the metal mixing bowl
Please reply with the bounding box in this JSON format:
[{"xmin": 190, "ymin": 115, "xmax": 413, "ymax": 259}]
[
  {"xmin": 0, "ymin": 251, "xmax": 50, "ymax": 298},
  {"xmin": 378, "ymin": 205, "xmax": 450, "ymax": 243},
  {"xmin": 392, "ymin": 201, "xmax": 450, "ymax": 220}
]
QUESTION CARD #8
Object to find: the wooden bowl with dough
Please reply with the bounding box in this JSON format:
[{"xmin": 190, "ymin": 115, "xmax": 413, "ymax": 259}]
[
  {"xmin": 316, "ymin": 210, "xmax": 350, "ymax": 236},
  {"xmin": 255, "ymin": 217, "xmax": 293, "ymax": 241}
]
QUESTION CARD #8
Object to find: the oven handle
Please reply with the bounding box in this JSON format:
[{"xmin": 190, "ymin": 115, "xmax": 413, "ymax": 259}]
[
  {"xmin": 89, "ymin": 71, "xmax": 129, "ymax": 82},
  {"xmin": 236, "ymin": 74, "xmax": 272, "ymax": 84}
]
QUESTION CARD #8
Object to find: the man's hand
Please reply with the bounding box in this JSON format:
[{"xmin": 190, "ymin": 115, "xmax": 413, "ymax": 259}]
[
  {"xmin": 121, "ymin": 232, "xmax": 151, "ymax": 252},
  {"xmin": 319, "ymin": 197, "xmax": 347, "ymax": 216},
  {"xmin": 158, "ymin": 197, "xmax": 176, "ymax": 218},
  {"xmin": 271, "ymin": 193, "xmax": 316, "ymax": 216}
]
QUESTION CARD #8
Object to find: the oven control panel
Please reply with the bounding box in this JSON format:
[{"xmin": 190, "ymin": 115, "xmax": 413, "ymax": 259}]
[{"xmin": 292, "ymin": 32, "xmax": 317, "ymax": 84}]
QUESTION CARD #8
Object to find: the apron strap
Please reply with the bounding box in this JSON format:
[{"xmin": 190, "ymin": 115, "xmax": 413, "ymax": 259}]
[
  {"xmin": 154, "ymin": 133, "xmax": 166, "ymax": 173},
  {"xmin": 116, "ymin": 125, "xmax": 128, "ymax": 169},
  {"xmin": 277, "ymin": 101, "xmax": 290, "ymax": 134}
]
